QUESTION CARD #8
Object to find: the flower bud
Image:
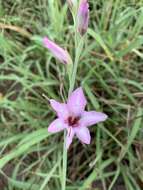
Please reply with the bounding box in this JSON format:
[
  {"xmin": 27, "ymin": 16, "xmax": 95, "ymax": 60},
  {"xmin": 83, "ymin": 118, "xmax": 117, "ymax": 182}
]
[
  {"xmin": 77, "ymin": 0, "xmax": 89, "ymax": 36},
  {"xmin": 43, "ymin": 37, "xmax": 72, "ymax": 65}
]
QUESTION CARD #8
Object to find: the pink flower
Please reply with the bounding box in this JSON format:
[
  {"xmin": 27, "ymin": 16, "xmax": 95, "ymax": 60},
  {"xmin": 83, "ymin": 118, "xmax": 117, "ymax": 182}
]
[
  {"xmin": 48, "ymin": 87, "xmax": 107, "ymax": 149},
  {"xmin": 77, "ymin": 0, "xmax": 89, "ymax": 35},
  {"xmin": 43, "ymin": 37, "xmax": 72, "ymax": 64}
]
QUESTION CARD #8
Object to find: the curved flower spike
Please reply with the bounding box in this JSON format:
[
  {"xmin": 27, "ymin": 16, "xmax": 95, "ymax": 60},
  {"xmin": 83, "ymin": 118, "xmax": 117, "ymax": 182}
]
[
  {"xmin": 43, "ymin": 37, "xmax": 72, "ymax": 65},
  {"xmin": 48, "ymin": 87, "xmax": 108, "ymax": 149},
  {"xmin": 77, "ymin": 0, "xmax": 89, "ymax": 36}
]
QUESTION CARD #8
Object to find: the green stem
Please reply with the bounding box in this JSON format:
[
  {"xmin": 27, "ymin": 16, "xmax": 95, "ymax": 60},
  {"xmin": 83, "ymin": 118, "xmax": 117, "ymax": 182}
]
[
  {"xmin": 61, "ymin": 13, "xmax": 78, "ymax": 190},
  {"xmin": 62, "ymin": 130, "xmax": 67, "ymax": 190},
  {"xmin": 62, "ymin": 36, "xmax": 84, "ymax": 190},
  {"xmin": 69, "ymin": 37, "xmax": 84, "ymax": 95},
  {"xmin": 62, "ymin": 10, "xmax": 85, "ymax": 190}
]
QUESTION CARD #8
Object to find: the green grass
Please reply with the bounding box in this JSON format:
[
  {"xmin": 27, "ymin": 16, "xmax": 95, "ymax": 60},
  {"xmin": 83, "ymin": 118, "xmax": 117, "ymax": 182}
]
[{"xmin": 0, "ymin": 0, "xmax": 143, "ymax": 189}]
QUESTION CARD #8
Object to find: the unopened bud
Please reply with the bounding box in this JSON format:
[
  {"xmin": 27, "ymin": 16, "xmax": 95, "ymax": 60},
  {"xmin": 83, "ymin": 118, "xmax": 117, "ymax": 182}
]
[
  {"xmin": 77, "ymin": 0, "xmax": 89, "ymax": 36},
  {"xmin": 43, "ymin": 37, "xmax": 72, "ymax": 65}
]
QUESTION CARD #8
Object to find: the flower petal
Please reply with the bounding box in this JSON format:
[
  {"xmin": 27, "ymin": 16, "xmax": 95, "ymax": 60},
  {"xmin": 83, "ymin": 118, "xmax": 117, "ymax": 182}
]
[
  {"xmin": 48, "ymin": 119, "xmax": 68, "ymax": 133},
  {"xmin": 50, "ymin": 99, "xmax": 69, "ymax": 120},
  {"xmin": 74, "ymin": 126, "xmax": 91, "ymax": 144},
  {"xmin": 66, "ymin": 127, "xmax": 75, "ymax": 149},
  {"xmin": 43, "ymin": 37, "xmax": 72, "ymax": 64},
  {"xmin": 67, "ymin": 87, "xmax": 87, "ymax": 116},
  {"xmin": 80, "ymin": 111, "xmax": 108, "ymax": 127}
]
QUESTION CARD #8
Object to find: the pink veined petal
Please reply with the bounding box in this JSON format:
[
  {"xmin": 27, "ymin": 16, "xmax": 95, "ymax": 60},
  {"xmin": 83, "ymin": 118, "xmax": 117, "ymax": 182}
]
[
  {"xmin": 66, "ymin": 127, "xmax": 75, "ymax": 149},
  {"xmin": 67, "ymin": 87, "xmax": 87, "ymax": 116},
  {"xmin": 43, "ymin": 37, "xmax": 72, "ymax": 64},
  {"xmin": 80, "ymin": 111, "xmax": 108, "ymax": 127},
  {"xmin": 48, "ymin": 119, "xmax": 68, "ymax": 133},
  {"xmin": 50, "ymin": 99, "xmax": 69, "ymax": 120},
  {"xmin": 74, "ymin": 126, "xmax": 91, "ymax": 144}
]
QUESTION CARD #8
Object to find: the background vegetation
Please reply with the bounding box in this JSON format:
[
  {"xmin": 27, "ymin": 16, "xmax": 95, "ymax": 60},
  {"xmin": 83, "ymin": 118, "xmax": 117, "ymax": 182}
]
[{"xmin": 0, "ymin": 0, "xmax": 143, "ymax": 189}]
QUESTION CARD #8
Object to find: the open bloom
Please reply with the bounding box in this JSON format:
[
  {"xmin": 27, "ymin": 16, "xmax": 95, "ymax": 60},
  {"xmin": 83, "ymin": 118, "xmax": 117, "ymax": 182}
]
[
  {"xmin": 43, "ymin": 37, "xmax": 72, "ymax": 64},
  {"xmin": 77, "ymin": 0, "xmax": 89, "ymax": 35},
  {"xmin": 48, "ymin": 87, "xmax": 107, "ymax": 149}
]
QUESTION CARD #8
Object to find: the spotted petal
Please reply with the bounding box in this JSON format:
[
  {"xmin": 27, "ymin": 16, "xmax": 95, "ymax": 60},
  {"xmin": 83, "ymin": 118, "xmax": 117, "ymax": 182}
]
[
  {"xmin": 74, "ymin": 126, "xmax": 91, "ymax": 144},
  {"xmin": 80, "ymin": 111, "xmax": 108, "ymax": 127},
  {"xmin": 48, "ymin": 119, "xmax": 68, "ymax": 133},
  {"xmin": 67, "ymin": 87, "xmax": 87, "ymax": 116},
  {"xmin": 50, "ymin": 99, "xmax": 69, "ymax": 120}
]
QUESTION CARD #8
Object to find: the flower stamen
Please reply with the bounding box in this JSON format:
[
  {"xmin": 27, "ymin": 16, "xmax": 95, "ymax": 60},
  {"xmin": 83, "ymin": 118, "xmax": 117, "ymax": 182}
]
[{"xmin": 68, "ymin": 116, "xmax": 80, "ymax": 127}]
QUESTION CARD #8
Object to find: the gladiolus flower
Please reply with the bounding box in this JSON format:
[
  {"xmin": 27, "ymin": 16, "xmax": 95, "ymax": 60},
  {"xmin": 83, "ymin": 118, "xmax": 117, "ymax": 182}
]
[
  {"xmin": 77, "ymin": 0, "xmax": 89, "ymax": 36},
  {"xmin": 48, "ymin": 87, "xmax": 107, "ymax": 149},
  {"xmin": 43, "ymin": 37, "xmax": 72, "ymax": 64}
]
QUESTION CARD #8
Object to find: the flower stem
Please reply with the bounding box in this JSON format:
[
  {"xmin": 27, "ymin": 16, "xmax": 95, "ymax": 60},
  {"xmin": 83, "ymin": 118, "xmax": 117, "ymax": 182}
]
[
  {"xmin": 62, "ymin": 130, "xmax": 67, "ymax": 190},
  {"xmin": 62, "ymin": 10, "xmax": 85, "ymax": 190},
  {"xmin": 69, "ymin": 37, "xmax": 84, "ymax": 95}
]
